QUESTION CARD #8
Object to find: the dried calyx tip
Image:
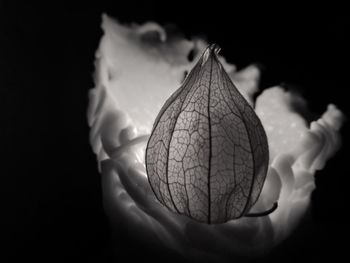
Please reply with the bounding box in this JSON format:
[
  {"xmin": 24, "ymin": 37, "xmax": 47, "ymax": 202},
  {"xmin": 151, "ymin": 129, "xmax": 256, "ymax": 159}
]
[
  {"xmin": 202, "ymin": 43, "xmax": 221, "ymax": 65},
  {"xmin": 209, "ymin": 43, "xmax": 221, "ymax": 55}
]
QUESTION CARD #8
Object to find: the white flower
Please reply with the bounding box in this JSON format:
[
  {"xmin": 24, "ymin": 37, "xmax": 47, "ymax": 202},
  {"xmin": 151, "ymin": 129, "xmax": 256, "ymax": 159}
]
[{"xmin": 88, "ymin": 14, "xmax": 345, "ymax": 261}]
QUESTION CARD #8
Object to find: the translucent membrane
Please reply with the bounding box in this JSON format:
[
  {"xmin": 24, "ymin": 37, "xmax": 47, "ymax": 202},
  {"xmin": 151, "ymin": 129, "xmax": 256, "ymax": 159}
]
[{"xmin": 146, "ymin": 44, "xmax": 270, "ymax": 224}]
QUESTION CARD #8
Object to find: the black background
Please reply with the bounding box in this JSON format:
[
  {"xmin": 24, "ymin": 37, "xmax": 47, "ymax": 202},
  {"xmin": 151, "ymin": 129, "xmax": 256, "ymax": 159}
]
[{"xmin": 1, "ymin": 1, "xmax": 349, "ymax": 262}]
